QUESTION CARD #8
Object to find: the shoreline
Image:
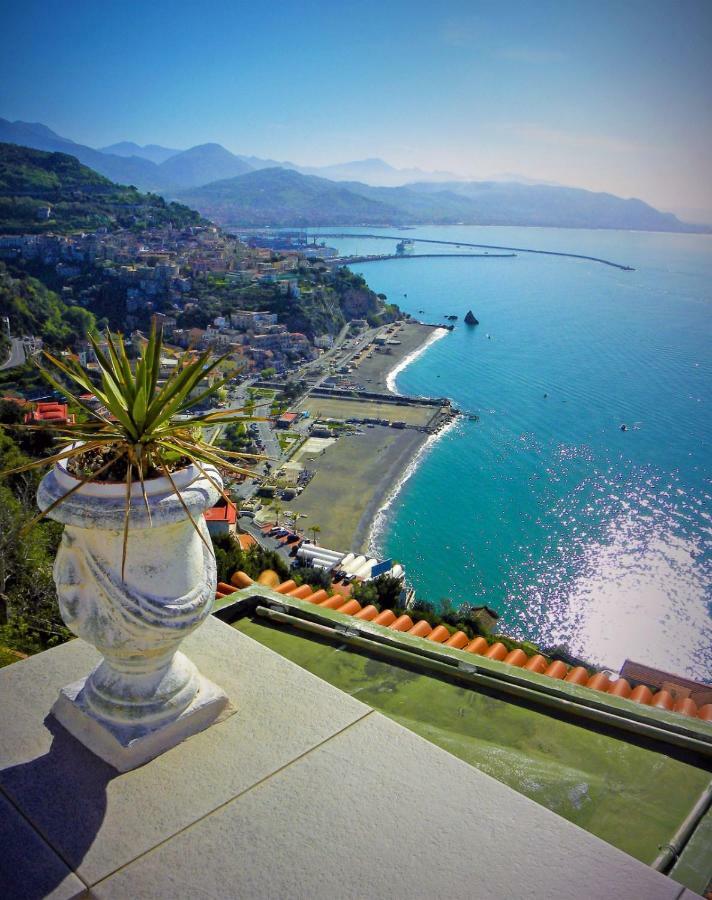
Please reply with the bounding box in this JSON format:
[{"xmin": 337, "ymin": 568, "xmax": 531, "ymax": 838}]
[
  {"xmin": 366, "ymin": 412, "xmax": 461, "ymax": 556},
  {"xmin": 285, "ymin": 320, "xmax": 457, "ymax": 555},
  {"xmin": 362, "ymin": 321, "xmax": 459, "ymax": 556},
  {"xmin": 385, "ymin": 325, "xmax": 449, "ymax": 395}
]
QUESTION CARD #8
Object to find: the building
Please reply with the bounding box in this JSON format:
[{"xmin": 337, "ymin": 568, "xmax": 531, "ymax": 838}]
[
  {"xmin": 1, "ymin": 566, "xmax": 711, "ymax": 897},
  {"xmin": 203, "ymin": 497, "xmax": 237, "ymax": 537},
  {"xmin": 229, "ymin": 310, "xmax": 278, "ymax": 331},
  {"xmin": 24, "ymin": 402, "xmax": 75, "ymax": 425},
  {"xmin": 277, "ymin": 412, "xmax": 299, "ymax": 429}
]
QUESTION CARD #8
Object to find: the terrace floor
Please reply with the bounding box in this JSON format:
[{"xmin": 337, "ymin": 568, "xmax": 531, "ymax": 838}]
[
  {"xmin": 233, "ymin": 615, "xmax": 712, "ymax": 872},
  {"xmin": 0, "ymin": 615, "xmax": 705, "ymax": 899}
]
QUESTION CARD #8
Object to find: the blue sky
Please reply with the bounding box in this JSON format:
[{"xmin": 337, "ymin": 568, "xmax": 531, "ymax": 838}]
[{"xmin": 1, "ymin": 0, "xmax": 710, "ymax": 216}]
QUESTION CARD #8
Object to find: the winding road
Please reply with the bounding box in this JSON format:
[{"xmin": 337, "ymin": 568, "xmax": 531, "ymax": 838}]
[{"xmin": 0, "ymin": 338, "xmax": 26, "ymax": 371}]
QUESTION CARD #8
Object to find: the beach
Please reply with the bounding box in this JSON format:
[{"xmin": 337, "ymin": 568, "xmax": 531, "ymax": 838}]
[
  {"xmin": 351, "ymin": 321, "xmax": 443, "ymax": 392},
  {"xmin": 284, "ymin": 320, "xmax": 454, "ymax": 553}
]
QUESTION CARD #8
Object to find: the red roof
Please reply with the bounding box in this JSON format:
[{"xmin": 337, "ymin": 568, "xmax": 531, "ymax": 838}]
[
  {"xmin": 204, "ymin": 498, "xmax": 237, "ymax": 524},
  {"xmin": 24, "ymin": 402, "xmax": 74, "ymax": 425}
]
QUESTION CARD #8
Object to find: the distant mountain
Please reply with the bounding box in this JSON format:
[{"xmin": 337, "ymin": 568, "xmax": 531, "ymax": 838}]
[
  {"xmin": 99, "ymin": 141, "xmax": 182, "ymax": 164},
  {"xmin": 482, "ymin": 172, "xmax": 564, "ymax": 187},
  {"xmin": 298, "ymin": 157, "xmax": 469, "ymax": 187},
  {"xmin": 404, "ymin": 180, "xmax": 697, "ymax": 231},
  {"xmin": 0, "ymin": 121, "xmax": 256, "ymax": 192},
  {"xmin": 235, "ymin": 154, "xmax": 299, "ymax": 172},
  {"xmin": 1, "ymin": 119, "xmax": 706, "ymax": 233},
  {"xmin": 0, "ymin": 143, "xmax": 202, "ymax": 234},
  {"xmin": 157, "ymin": 143, "xmax": 253, "ymax": 189},
  {"xmin": 177, "ymin": 165, "xmax": 706, "ymax": 233},
  {"xmin": 176, "ymin": 167, "xmax": 403, "ymax": 226}
]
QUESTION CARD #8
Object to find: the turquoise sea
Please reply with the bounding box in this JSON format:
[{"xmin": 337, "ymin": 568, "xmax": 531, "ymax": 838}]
[{"xmin": 314, "ymin": 226, "xmax": 712, "ymax": 680}]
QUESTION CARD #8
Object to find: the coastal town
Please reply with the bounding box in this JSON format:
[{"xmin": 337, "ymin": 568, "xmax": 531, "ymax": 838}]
[{"xmin": 0, "ymin": 199, "xmax": 462, "ymax": 616}]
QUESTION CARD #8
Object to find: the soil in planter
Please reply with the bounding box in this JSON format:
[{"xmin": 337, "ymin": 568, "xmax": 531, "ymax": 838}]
[{"xmin": 67, "ymin": 447, "xmax": 191, "ymax": 483}]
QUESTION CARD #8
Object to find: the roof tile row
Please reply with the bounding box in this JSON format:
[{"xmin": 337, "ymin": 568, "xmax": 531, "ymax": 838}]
[{"xmin": 216, "ymin": 571, "xmax": 712, "ymax": 724}]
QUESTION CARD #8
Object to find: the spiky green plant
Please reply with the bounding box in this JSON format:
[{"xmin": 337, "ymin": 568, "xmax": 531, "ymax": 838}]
[{"xmin": 1, "ymin": 325, "xmax": 264, "ymax": 575}]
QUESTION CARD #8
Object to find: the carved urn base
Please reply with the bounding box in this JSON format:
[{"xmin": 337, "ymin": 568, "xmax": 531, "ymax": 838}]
[
  {"xmin": 52, "ymin": 654, "xmax": 233, "ymax": 772},
  {"xmin": 38, "ymin": 459, "xmax": 236, "ymax": 772}
]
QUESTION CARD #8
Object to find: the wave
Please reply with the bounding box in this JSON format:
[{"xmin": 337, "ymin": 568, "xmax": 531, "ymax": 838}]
[
  {"xmin": 385, "ymin": 326, "xmax": 449, "ymax": 395},
  {"xmin": 368, "ymin": 413, "xmax": 462, "ymax": 557}
]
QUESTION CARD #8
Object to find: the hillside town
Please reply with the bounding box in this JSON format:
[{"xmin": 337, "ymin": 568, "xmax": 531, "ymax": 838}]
[{"xmin": 0, "ymin": 224, "xmax": 366, "ymax": 376}]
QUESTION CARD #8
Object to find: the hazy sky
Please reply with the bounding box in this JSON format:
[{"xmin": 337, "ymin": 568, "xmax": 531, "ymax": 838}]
[{"xmin": 1, "ymin": 0, "xmax": 711, "ymax": 217}]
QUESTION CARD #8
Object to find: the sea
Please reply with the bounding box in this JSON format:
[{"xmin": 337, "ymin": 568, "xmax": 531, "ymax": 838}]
[{"xmin": 312, "ymin": 226, "xmax": 712, "ymax": 681}]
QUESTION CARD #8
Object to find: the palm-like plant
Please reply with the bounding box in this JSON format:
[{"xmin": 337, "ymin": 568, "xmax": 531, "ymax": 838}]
[{"xmin": 1, "ymin": 325, "xmax": 262, "ymax": 575}]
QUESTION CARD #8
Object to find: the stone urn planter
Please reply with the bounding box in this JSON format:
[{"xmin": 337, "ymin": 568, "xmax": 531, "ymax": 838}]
[{"xmin": 38, "ymin": 457, "xmax": 235, "ymax": 772}]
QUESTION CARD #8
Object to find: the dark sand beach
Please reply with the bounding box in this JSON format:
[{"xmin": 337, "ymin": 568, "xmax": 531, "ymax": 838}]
[{"xmin": 281, "ymin": 322, "xmax": 452, "ymax": 552}]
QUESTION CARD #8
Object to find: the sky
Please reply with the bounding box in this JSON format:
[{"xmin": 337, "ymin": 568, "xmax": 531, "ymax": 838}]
[{"xmin": 1, "ymin": 0, "xmax": 711, "ymax": 218}]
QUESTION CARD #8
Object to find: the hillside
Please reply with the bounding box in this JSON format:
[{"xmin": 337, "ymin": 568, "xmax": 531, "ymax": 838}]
[
  {"xmin": 0, "ymin": 262, "xmax": 96, "ymax": 349},
  {"xmin": 176, "ymin": 165, "xmax": 704, "ymax": 232},
  {"xmin": 177, "ymin": 167, "xmax": 404, "ymax": 226},
  {"xmin": 0, "ymin": 119, "xmax": 165, "ymax": 191},
  {"xmin": 0, "ymin": 120, "xmax": 256, "ymax": 192},
  {"xmin": 0, "ymin": 143, "xmax": 202, "ymax": 233}
]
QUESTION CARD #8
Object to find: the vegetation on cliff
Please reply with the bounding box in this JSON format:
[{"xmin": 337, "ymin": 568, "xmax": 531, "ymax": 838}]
[
  {"xmin": 0, "ymin": 405, "xmax": 69, "ymax": 656},
  {"xmin": 0, "ymin": 143, "xmax": 203, "ymax": 234},
  {"xmin": 0, "ymin": 263, "xmax": 96, "ymax": 348}
]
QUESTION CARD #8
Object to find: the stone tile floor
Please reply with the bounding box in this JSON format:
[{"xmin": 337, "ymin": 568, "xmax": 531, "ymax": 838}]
[{"xmin": 0, "ymin": 617, "xmax": 699, "ymax": 899}]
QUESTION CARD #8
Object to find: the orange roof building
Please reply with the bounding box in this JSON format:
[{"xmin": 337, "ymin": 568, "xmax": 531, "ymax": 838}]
[
  {"xmin": 24, "ymin": 402, "xmax": 75, "ymax": 425},
  {"xmin": 203, "ymin": 497, "xmax": 237, "ymax": 536}
]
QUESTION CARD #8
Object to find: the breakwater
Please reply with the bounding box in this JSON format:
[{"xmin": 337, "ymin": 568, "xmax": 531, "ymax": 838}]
[
  {"xmin": 332, "ymin": 252, "xmax": 516, "ymax": 265},
  {"xmin": 317, "ymin": 232, "xmax": 635, "ymax": 271}
]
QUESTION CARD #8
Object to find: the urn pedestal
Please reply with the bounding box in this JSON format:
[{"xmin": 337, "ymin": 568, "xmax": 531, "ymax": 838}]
[{"xmin": 38, "ymin": 461, "xmax": 235, "ymax": 772}]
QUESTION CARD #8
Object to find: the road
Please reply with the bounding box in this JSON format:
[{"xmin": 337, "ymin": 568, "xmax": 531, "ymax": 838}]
[{"xmin": 0, "ymin": 338, "xmax": 26, "ymax": 370}]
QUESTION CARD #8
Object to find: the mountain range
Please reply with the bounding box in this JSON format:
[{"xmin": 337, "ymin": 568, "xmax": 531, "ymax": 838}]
[
  {"xmin": 177, "ymin": 167, "xmax": 699, "ymax": 232},
  {"xmin": 0, "ymin": 117, "xmax": 706, "ymax": 232}
]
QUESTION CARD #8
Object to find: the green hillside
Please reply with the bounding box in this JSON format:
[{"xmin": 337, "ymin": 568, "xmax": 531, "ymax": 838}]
[
  {"xmin": 177, "ymin": 164, "xmax": 707, "ymax": 233},
  {"xmin": 0, "ymin": 262, "xmax": 96, "ymax": 348},
  {"xmin": 0, "ymin": 143, "xmax": 203, "ymax": 233},
  {"xmin": 177, "ymin": 166, "xmax": 403, "ymax": 226}
]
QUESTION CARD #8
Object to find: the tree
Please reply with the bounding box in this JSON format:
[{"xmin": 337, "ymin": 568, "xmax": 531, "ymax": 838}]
[
  {"xmin": 260, "ymin": 367, "xmax": 276, "ymax": 379},
  {"xmin": 290, "ymin": 565, "xmax": 332, "ymax": 591},
  {"xmin": 211, "ymin": 534, "xmax": 289, "ymax": 584},
  {"xmin": 310, "ymin": 524, "xmax": 321, "ymax": 545},
  {"xmin": 353, "ymin": 575, "xmax": 403, "ymax": 611}
]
